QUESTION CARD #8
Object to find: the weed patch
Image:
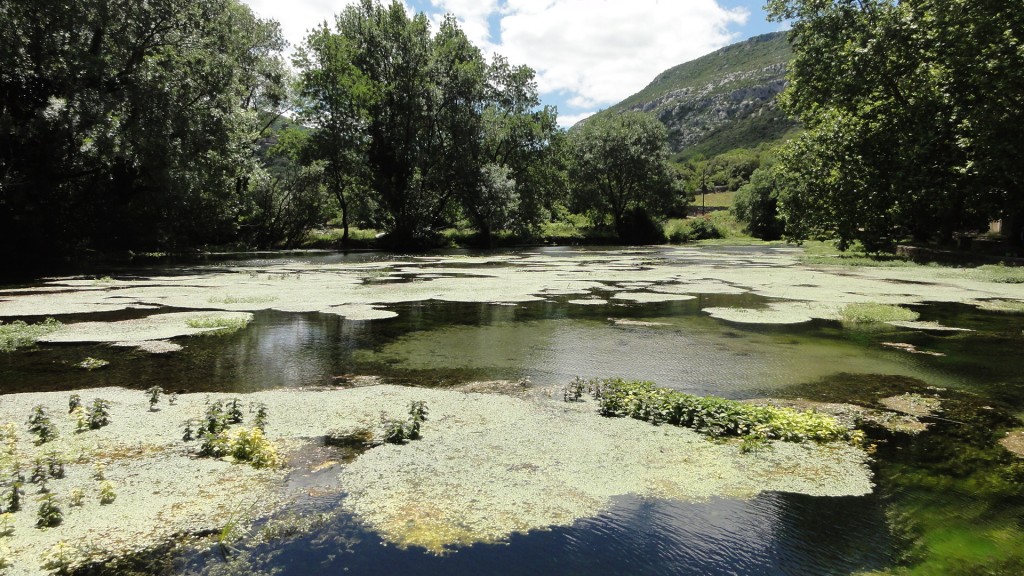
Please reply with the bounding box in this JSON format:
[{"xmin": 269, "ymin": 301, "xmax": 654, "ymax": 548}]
[
  {"xmin": 0, "ymin": 318, "xmax": 61, "ymax": 352},
  {"xmin": 840, "ymin": 303, "xmax": 920, "ymax": 323}
]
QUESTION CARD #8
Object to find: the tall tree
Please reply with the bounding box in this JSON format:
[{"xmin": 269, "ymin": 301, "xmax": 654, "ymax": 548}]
[
  {"xmin": 767, "ymin": 0, "xmax": 1024, "ymax": 250},
  {"xmin": 567, "ymin": 112, "xmax": 681, "ymax": 242},
  {"xmin": 0, "ymin": 0, "xmax": 287, "ymax": 263}
]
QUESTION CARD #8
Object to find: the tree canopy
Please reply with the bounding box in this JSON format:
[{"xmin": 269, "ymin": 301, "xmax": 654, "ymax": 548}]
[
  {"xmin": 567, "ymin": 112, "xmax": 683, "ymax": 242},
  {"xmin": 767, "ymin": 0, "xmax": 1024, "ymax": 250}
]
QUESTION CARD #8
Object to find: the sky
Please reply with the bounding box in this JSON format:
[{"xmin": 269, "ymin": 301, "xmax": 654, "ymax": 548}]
[{"xmin": 240, "ymin": 0, "xmax": 783, "ymax": 127}]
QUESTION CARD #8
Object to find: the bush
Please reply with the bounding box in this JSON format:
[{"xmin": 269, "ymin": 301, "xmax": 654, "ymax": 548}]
[
  {"xmin": 617, "ymin": 208, "xmax": 667, "ymax": 245},
  {"xmin": 27, "ymin": 406, "xmax": 57, "ymax": 444},
  {"xmin": 36, "ymin": 493, "xmax": 62, "ymax": 528},
  {"xmin": 666, "ymin": 216, "xmax": 724, "ymax": 243},
  {"xmin": 592, "ymin": 378, "xmax": 858, "ymax": 444},
  {"xmin": 87, "ymin": 398, "xmax": 111, "ymax": 429},
  {"xmin": 228, "ymin": 427, "xmax": 280, "ymax": 468}
]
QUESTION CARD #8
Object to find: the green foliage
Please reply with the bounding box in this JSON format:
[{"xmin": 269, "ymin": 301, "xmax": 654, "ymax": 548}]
[
  {"xmin": 40, "ymin": 541, "xmax": 77, "ymax": 573},
  {"xmin": 972, "ymin": 264, "xmax": 1024, "ymax": 284},
  {"xmin": 227, "ymin": 427, "xmax": 281, "ymax": 468},
  {"xmin": 381, "ymin": 401, "xmax": 429, "ymax": 444},
  {"xmin": 36, "ymin": 493, "xmax": 63, "ymax": 528},
  {"xmin": 568, "ymin": 112, "xmax": 684, "ymax": 242},
  {"xmin": 76, "ymin": 357, "xmax": 109, "ymax": 370},
  {"xmin": 666, "ymin": 216, "xmax": 724, "ymax": 244},
  {"xmin": 186, "ymin": 316, "xmax": 251, "ymax": 334},
  {"xmin": 0, "ymin": 0, "xmax": 289, "ymax": 262},
  {"xmin": 252, "ymin": 403, "xmax": 268, "ymax": 431},
  {"xmin": 68, "ymin": 394, "xmax": 81, "ymax": 414},
  {"xmin": 26, "ymin": 406, "xmax": 57, "ymax": 445},
  {"xmin": 4, "ymin": 483, "xmax": 22, "ymax": 514},
  {"xmin": 98, "ymin": 481, "xmax": 116, "ymax": 505},
  {"xmin": 563, "ymin": 376, "xmax": 588, "ymax": 402},
  {"xmin": 0, "ymin": 512, "xmax": 13, "ymax": 536},
  {"xmin": 767, "ymin": 0, "xmax": 1024, "ymax": 250},
  {"xmin": 592, "ymin": 378, "xmax": 857, "ymax": 444},
  {"xmin": 840, "ymin": 303, "xmax": 920, "ymax": 324},
  {"xmin": 733, "ymin": 158, "xmax": 785, "ymax": 240},
  {"xmin": 226, "ymin": 398, "xmax": 244, "ymax": 425},
  {"xmin": 68, "ymin": 488, "xmax": 84, "ymax": 508},
  {"xmin": 87, "ymin": 398, "xmax": 111, "ymax": 429},
  {"xmin": 146, "ymin": 386, "xmax": 163, "ymax": 410},
  {"xmin": 0, "ymin": 318, "xmax": 61, "ymax": 353}
]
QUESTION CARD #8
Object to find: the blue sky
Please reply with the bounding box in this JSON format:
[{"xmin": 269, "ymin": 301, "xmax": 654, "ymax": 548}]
[{"xmin": 242, "ymin": 0, "xmax": 783, "ymax": 126}]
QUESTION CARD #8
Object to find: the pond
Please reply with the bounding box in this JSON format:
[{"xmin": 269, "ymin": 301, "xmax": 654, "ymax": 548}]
[{"xmin": 1, "ymin": 246, "xmax": 1023, "ymax": 575}]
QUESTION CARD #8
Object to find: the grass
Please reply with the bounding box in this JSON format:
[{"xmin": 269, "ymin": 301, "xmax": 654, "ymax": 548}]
[
  {"xmin": 840, "ymin": 303, "xmax": 920, "ymax": 324},
  {"xmin": 971, "ymin": 263, "xmax": 1024, "ymax": 284},
  {"xmin": 799, "ymin": 241, "xmax": 921, "ymax": 267},
  {"xmin": 0, "ymin": 318, "xmax": 61, "ymax": 352},
  {"xmin": 694, "ymin": 191, "xmax": 736, "ymax": 208},
  {"xmin": 185, "ymin": 316, "xmax": 251, "ymax": 335}
]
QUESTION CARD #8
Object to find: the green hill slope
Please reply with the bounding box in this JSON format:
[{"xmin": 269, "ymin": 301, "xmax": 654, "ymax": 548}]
[{"xmin": 595, "ymin": 32, "xmax": 798, "ymax": 159}]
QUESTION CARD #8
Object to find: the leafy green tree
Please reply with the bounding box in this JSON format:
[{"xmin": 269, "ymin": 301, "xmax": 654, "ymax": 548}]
[
  {"xmin": 0, "ymin": 0, "xmax": 288, "ymax": 264},
  {"xmin": 567, "ymin": 112, "xmax": 682, "ymax": 242},
  {"xmin": 767, "ymin": 0, "xmax": 1024, "ymax": 250},
  {"xmin": 733, "ymin": 156, "xmax": 784, "ymax": 241}
]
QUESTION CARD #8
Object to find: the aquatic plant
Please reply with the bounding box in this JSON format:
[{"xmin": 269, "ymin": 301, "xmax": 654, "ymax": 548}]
[
  {"xmin": 0, "ymin": 512, "xmax": 13, "ymax": 536},
  {"xmin": 182, "ymin": 419, "xmax": 196, "ymax": 442},
  {"xmin": 68, "ymin": 394, "xmax": 81, "ymax": 413},
  {"xmin": 0, "ymin": 317, "xmax": 61, "ymax": 352},
  {"xmin": 168, "ymin": 392, "xmax": 178, "ymax": 406},
  {"xmin": 98, "ymin": 481, "xmax": 116, "ymax": 504},
  {"xmin": 252, "ymin": 402, "xmax": 268, "ymax": 431},
  {"xmin": 186, "ymin": 315, "xmax": 251, "ymax": 335},
  {"xmin": 68, "ymin": 488, "xmax": 84, "ymax": 508},
  {"xmin": 381, "ymin": 401, "xmax": 429, "ymax": 444},
  {"xmin": 87, "ymin": 398, "xmax": 111, "ymax": 429},
  {"xmin": 593, "ymin": 379, "xmax": 857, "ymax": 444},
  {"xmin": 5, "ymin": 483, "xmax": 23, "ymax": 513},
  {"xmin": 227, "ymin": 398, "xmax": 244, "ymax": 424},
  {"xmin": 563, "ymin": 376, "xmax": 588, "ymax": 402},
  {"xmin": 76, "ymin": 357, "xmax": 109, "ymax": 370},
  {"xmin": 29, "ymin": 458, "xmax": 47, "ymax": 485},
  {"xmin": 228, "ymin": 427, "xmax": 280, "ymax": 469},
  {"xmin": 40, "ymin": 541, "xmax": 77, "ymax": 572},
  {"xmin": 36, "ymin": 493, "xmax": 63, "ymax": 527},
  {"xmin": 44, "ymin": 452, "xmax": 64, "ymax": 479},
  {"xmin": 27, "ymin": 405, "xmax": 58, "ymax": 444},
  {"xmin": 840, "ymin": 303, "xmax": 919, "ymax": 323},
  {"xmin": 146, "ymin": 386, "xmax": 163, "ymax": 411},
  {"xmin": 201, "ymin": 401, "xmax": 229, "ymax": 435},
  {"xmin": 92, "ymin": 463, "xmax": 105, "ymax": 481}
]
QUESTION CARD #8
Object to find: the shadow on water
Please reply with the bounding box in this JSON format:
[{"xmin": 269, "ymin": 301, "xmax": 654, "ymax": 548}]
[{"xmin": 179, "ymin": 492, "xmax": 894, "ymax": 576}]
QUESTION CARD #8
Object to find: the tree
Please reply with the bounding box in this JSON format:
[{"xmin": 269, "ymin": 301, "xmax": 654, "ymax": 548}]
[
  {"xmin": 0, "ymin": 0, "xmax": 288, "ymax": 264},
  {"xmin": 567, "ymin": 112, "xmax": 682, "ymax": 242},
  {"xmin": 767, "ymin": 0, "xmax": 1024, "ymax": 250},
  {"xmin": 733, "ymin": 156, "xmax": 785, "ymax": 241}
]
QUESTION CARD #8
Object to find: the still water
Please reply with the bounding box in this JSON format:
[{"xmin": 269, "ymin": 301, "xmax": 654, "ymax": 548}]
[{"xmin": 2, "ymin": 250, "xmax": 1023, "ymax": 575}]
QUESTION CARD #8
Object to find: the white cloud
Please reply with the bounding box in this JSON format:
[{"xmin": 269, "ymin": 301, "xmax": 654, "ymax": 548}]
[
  {"xmin": 496, "ymin": 0, "xmax": 747, "ymax": 109},
  {"xmin": 241, "ymin": 0, "xmax": 749, "ymax": 116},
  {"xmin": 557, "ymin": 110, "xmax": 596, "ymax": 128}
]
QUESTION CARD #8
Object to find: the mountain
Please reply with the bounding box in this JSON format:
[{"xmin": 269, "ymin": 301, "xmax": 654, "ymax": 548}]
[{"xmin": 596, "ymin": 31, "xmax": 797, "ymax": 160}]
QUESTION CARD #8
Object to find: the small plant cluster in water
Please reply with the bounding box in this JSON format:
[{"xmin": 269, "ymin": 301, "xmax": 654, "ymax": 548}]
[
  {"xmin": 183, "ymin": 398, "xmax": 278, "ymax": 468},
  {"xmin": 0, "ymin": 317, "xmax": 61, "ymax": 353},
  {"xmin": 69, "ymin": 395, "xmax": 112, "ymax": 432},
  {"xmin": 380, "ymin": 400, "xmax": 429, "ymax": 444},
  {"xmin": 572, "ymin": 378, "xmax": 861, "ymax": 445}
]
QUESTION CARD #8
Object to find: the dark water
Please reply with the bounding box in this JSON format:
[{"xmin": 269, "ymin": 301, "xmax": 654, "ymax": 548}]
[{"xmin": 2, "ymin": 252, "xmax": 1024, "ymax": 575}]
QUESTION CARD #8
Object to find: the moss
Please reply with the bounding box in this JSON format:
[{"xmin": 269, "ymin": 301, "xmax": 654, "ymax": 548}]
[
  {"xmin": 0, "ymin": 318, "xmax": 61, "ymax": 352},
  {"xmin": 840, "ymin": 303, "xmax": 920, "ymax": 323}
]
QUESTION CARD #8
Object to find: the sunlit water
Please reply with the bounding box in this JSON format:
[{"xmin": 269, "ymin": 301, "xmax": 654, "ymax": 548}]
[{"xmin": 2, "ymin": 250, "xmax": 1023, "ymax": 575}]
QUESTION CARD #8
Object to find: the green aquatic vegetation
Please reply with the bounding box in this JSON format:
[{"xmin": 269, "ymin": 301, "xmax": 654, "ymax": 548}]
[
  {"xmin": 186, "ymin": 315, "xmax": 252, "ymax": 335},
  {"xmin": 840, "ymin": 303, "xmax": 920, "ymax": 323},
  {"xmin": 4, "ymin": 482, "xmax": 21, "ymax": 513},
  {"xmin": 68, "ymin": 394, "xmax": 81, "ymax": 413},
  {"xmin": 251, "ymin": 403, "xmax": 268, "ymax": 431},
  {"xmin": 26, "ymin": 405, "xmax": 58, "ymax": 444},
  {"xmin": 0, "ymin": 317, "xmax": 61, "ymax": 352},
  {"xmin": 593, "ymin": 379, "xmax": 857, "ymax": 444},
  {"xmin": 0, "ymin": 512, "xmax": 13, "ymax": 536},
  {"xmin": 87, "ymin": 398, "xmax": 111, "ymax": 429},
  {"xmin": 76, "ymin": 356, "xmax": 109, "ymax": 370},
  {"xmin": 98, "ymin": 481, "xmax": 117, "ymax": 504},
  {"xmin": 36, "ymin": 493, "xmax": 63, "ymax": 527},
  {"xmin": 147, "ymin": 385, "xmax": 163, "ymax": 410},
  {"xmin": 227, "ymin": 427, "xmax": 280, "ymax": 469},
  {"xmin": 382, "ymin": 401, "xmax": 429, "ymax": 444},
  {"xmin": 227, "ymin": 398, "xmax": 244, "ymax": 424},
  {"xmin": 207, "ymin": 295, "xmax": 279, "ymax": 304},
  {"xmin": 972, "ymin": 263, "xmax": 1024, "ymax": 284},
  {"xmin": 68, "ymin": 488, "xmax": 84, "ymax": 508}
]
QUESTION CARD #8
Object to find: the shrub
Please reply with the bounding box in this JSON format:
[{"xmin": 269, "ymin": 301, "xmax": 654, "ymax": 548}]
[
  {"xmin": 666, "ymin": 216, "xmax": 724, "ymax": 243},
  {"xmin": 146, "ymin": 386, "xmax": 163, "ymax": 411},
  {"xmin": 0, "ymin": 318, "xmax": 61, "ymax": 352},
  {"xmin": 36, "ymin": 493, "xmax": 63, "ymax": 527},
  {"xmin": 87, "ymin": 398, "xmax": 111, "ymax": 429},
  {"xmin": 592, "ymin": 378, "xmax": 857, "ymax": 444},
  {"xmin": 98, "ymin": 481, "xmax": 116, "ymax": 504},
  {"xmin": 27, "ymin": 406, "xmax": 58, "ymax": 444},
  {"xmin": 68, "ymin": 394, "xmax": 82, "ymax": 413},
  {"xmin": 840, "ymin": 303, "xmax": 920, "ymax": 323},
  {"xmin": 228, "ymin": 427, "xmax": 280, "ymax": 469}
]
